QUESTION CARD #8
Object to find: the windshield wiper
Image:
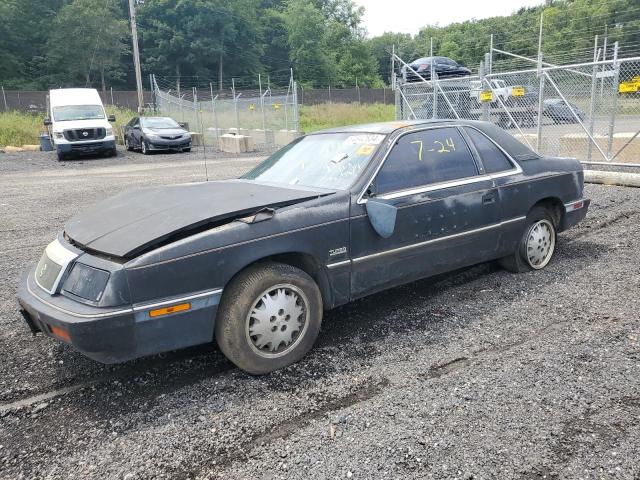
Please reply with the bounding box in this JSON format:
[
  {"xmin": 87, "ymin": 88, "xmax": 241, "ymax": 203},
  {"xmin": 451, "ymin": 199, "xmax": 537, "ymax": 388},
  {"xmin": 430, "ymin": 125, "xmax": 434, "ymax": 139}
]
[{"xmin": 331, "ymin": 153, "xmax": 349, "ymax": 164}]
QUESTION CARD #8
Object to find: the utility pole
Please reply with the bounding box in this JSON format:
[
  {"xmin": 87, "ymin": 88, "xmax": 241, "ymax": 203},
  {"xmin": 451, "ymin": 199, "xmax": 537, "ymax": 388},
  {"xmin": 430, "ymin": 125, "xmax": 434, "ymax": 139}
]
[{"xmin": 128, "ymin": 0, "xmax": 144, "ymax": 114}]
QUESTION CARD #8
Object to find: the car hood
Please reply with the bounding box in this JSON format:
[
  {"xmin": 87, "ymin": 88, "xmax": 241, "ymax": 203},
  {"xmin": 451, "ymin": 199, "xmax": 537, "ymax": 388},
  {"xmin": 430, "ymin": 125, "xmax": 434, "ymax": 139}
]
[
  {"xmin": 65, "ymin": 180, "xmax": 329, "ymax": 258},
  {"xmin": 144, "ymin": 128, "xmax": 187, "ymax": 136}
]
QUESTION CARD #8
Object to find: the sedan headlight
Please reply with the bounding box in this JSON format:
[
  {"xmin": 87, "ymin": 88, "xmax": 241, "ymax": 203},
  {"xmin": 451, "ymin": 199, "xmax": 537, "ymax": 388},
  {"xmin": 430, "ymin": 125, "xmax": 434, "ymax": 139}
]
[
  {"xmin": 142, "ymin": 129, "xmax": 160, "ymax": 139},
  {"xmin": 62, "ymin": 263, "xmax": 110, "ymax": 302}
]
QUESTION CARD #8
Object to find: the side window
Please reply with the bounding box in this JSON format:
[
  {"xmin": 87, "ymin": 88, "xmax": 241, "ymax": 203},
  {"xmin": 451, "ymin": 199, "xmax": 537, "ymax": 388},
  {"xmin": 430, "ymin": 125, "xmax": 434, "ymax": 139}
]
[
  {"xmin": 464, "ymin": 127, "xmax": 514, "ymax": 174},
  {"xmin": 375, "ymin": 127, "xmax": 479, "ymax": 194}
]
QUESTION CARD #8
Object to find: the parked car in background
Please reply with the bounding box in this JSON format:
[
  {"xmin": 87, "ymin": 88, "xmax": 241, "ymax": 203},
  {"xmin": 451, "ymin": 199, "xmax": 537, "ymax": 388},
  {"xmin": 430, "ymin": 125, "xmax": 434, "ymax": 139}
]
[
  {"xmin": 543, "ymin": 98, "xmax": 585, "ymax": 123},
  {"xmin": 18, "ymin": 119, "xmax": 589, "ymax": 374},
  {"xmin": 124, "ymin": 116, "xmax": 191, "ymax": 154},
  {"xmin": 402, "ymin": 56, "xmax": 471, "ymax": 82},
  {"xmin": 44, "ymin": 88, "xmax": 117, "ymax": 161},
  {"xmin": 470, "ymin": 79, "xmax": 514, "ymax": 103}
]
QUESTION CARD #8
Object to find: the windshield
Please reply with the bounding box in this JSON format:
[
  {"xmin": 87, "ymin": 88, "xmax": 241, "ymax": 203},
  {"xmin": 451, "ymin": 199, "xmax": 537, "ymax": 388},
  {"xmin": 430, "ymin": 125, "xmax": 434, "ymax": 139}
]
[
  {"xmin": 242, "ymin": 133, "xmax": 386, "ymax": 190},
  {"xmin": 52, "ymin": 105, "xmax": 104, "ymax": 122},
  {"xmin": 141, "ymin": 117, "xmax": 181, "ymax": 129}
]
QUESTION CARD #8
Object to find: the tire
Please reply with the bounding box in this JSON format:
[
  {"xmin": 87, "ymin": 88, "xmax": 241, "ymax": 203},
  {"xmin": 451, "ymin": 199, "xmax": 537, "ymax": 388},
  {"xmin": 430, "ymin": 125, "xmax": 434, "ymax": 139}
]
[
  {"xmin": 141, "ymin": 140, "xmax": 150, "ymax": 155},
  {"xmin": 56, "ymin": 152, "xmax": 66, "ymax": 161},
  {"xmin": 125, "ymin": 136, "xmax": 133, "ymax": 151},
  {"xmin": 215, "ymin": 262, "xmax": 323, "ymax": 375},
  {"xmin": 499, "ymin": 205, "xmax": 557, "ymax": 273},
  {"xmin": 182, "ymin": 147, "xmax": 191, "ymax": 153}
]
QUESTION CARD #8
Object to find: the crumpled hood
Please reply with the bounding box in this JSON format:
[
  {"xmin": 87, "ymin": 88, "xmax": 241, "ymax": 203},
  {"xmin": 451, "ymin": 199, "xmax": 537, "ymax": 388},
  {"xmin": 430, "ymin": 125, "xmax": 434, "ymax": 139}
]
[{"xmin": 65, "ymin": 180, "xmax": 328, "ymax": 258}]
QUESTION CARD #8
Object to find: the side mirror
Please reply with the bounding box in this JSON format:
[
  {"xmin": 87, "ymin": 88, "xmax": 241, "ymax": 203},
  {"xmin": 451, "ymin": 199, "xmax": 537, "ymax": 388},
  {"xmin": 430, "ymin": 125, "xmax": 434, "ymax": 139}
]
[
  {"xmin": 43, "ymin": 117, "xmax": 52, "ymax": 126},
  {"xmin": 365, "ymin": 198, "xmax": 397, "ymax": 238},
  {"xmin": 108, "ymin": 114, "xmax": 116, "ymax": 122}
]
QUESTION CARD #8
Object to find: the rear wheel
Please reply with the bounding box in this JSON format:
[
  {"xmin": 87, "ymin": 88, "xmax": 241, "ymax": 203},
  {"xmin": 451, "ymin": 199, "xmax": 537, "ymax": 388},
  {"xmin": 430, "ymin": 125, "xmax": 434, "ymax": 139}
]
[
  {"xmin": 500, "ymin": 206, "xmax": 557, "ymax": 273},
  {"xmin": 215, "ymin": 262, "xmax": 323, "ymax": 374}
]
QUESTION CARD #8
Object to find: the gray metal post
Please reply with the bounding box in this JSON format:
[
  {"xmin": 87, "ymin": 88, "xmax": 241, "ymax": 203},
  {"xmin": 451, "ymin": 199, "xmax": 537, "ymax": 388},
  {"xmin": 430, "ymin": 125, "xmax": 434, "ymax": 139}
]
[
  {"xmin": 2, "ymin": 86, "xmax": 8, "ymax": 111},
  {"xmin": 480, "ymin": 60, "xmax": 488, "ymax": 121},
  {"xmin": 209, "ymin": 83, "xmax": 219, "ymax": 147},
  {"xmin": 293, "ymin": 81, "xmax": 299, "ymax": 132},
  {"xmin": 587, "ymin": 36, "xmax": 599, "ymax": 161},
  {"xmin": 232, "ymin": 78, "xmax": 240, "ymax": 132},
  {"xmin": 489, "ymin": 34, "xmax": 494, "ymax": 74},
  {"xmin": 430, "ymin": 37, "xmax": 436, "ymax": 118},
  {"xmin": 259, "ymin": 74, "xmax": 266, "ymax": 133},
  {"xmin": 127, "ymin": 0, "xmax": 145, "ymax": 113},
  {"xmin": 600, "ymin": 26, "xmax": 608, "ymax": 98},
  {"xmin": 391, "ymin": 45, "xmax": 395, "ymax": 89},
  {"xmin": 535, "ymin": 12, "xmax": 545, "ymax": 153},
  {"xmin": 607, "ymin": 42, "xmax": 620, "ymax": 158}
]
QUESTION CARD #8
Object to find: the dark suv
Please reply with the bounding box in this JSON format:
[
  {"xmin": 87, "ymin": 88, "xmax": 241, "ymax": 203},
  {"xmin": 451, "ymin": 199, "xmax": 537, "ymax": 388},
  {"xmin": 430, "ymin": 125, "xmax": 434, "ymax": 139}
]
[{"xmin": 402, "ymin": 56, "xmax": 471, "ymax": 82}]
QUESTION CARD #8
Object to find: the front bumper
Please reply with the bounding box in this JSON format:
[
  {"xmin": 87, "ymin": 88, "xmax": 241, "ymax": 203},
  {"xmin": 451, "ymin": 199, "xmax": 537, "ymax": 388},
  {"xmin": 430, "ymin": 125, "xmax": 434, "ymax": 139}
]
[
  {"xmin": 56, "ymin": 139, "xmax": 116, "ymax": 156},
  {"xmin": 17, "ymin": 269, "xmax": 221, "ymax": 363},
  {"xmin": 147, "ymin": 137, "xmax": 191, "ymax": 151}
]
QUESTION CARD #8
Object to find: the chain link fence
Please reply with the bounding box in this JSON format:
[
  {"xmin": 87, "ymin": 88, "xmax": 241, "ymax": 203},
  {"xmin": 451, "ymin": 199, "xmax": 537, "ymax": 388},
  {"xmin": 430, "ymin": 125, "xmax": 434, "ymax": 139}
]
[
  {"xmin": 395, "ymin": 55, "xmax": 640, "ymax": 166},
  {"xmin": 153, "ymin": 75, "xmax": 300, "ymax": 153}
]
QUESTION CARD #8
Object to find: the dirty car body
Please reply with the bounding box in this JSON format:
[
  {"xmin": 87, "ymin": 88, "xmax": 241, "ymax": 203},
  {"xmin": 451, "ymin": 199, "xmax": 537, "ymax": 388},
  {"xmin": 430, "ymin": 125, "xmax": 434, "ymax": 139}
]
[{"xmin": 17, "ymin": 119, "xmax": 589, "ymax": 371}]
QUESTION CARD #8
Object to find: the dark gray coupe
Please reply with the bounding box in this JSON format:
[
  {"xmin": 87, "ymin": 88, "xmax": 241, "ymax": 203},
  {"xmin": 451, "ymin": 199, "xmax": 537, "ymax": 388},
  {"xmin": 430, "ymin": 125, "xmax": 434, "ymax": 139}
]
[{"xmin": 17, "ymin": 120, "xmax": 589, "ymax": 374}]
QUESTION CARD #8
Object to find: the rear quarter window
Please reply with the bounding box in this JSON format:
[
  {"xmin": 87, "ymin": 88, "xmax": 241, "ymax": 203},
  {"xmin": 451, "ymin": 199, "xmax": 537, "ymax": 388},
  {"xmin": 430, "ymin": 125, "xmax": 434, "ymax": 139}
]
[{"xmin": 464, "ymin": 127, "xmax": 514, "ymax": 174}]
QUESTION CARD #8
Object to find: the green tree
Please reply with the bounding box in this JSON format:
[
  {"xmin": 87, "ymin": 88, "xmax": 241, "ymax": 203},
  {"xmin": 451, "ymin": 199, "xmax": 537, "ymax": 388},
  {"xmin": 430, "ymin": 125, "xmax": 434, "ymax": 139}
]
[{"xmin": 45, "ymin": 0, "xmax": 129, "ymax": 92}]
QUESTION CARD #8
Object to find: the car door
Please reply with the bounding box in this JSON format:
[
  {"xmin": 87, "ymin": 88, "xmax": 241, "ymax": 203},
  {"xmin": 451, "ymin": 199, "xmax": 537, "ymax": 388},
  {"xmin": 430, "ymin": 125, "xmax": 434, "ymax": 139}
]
[
  {"xmin": 349, "ymin": 126, "xmax": 503, "ymax": 298},
  {"xmin": 462, "ymin": 125, "xmax": 525, "ymax": 257}
]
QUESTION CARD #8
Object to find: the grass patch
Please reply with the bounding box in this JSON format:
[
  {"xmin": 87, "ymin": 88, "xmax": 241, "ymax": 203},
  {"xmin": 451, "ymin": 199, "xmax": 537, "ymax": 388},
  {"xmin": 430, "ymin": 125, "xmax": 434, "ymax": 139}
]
[
  {"xmin": 1, "ymin": 103, "xmax": 394, "ymax": 147},
  {"xmin": 0, "ymin": 106, "xmax": 137, "ymax": 147},
  {"xmin": 300, "ymin": 103, "xmax": 394, "ymax": 133},
  {"xmin": 0, "ymin": 111, "xmax": 45, "ymax": 146}
]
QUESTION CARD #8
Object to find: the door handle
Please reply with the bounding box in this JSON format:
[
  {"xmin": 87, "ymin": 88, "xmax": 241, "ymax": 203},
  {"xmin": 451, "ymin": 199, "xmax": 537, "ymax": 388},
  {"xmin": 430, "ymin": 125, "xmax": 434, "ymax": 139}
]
[{"xmin": 482, "ymin": 192, "xmax": 496, "ymax": 205}]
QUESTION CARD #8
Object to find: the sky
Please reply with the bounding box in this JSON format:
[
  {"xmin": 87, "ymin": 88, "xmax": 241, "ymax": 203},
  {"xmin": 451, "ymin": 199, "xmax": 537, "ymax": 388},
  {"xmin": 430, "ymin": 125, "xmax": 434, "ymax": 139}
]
[{"xmin": 356, "ymin": 0, "xmax": 545, "ymax": 37}]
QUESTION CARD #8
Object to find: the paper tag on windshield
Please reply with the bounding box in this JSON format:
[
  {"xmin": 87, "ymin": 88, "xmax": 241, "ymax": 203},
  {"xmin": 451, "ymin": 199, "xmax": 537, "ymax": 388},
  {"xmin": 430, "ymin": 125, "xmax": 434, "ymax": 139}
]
[
  {"xmin": 345, "ymin": 134, "xmax": 384, "ymax": 145},
  {"xmin": 356, "ymin": 145, "xmax": 376, "ymax": 156}
]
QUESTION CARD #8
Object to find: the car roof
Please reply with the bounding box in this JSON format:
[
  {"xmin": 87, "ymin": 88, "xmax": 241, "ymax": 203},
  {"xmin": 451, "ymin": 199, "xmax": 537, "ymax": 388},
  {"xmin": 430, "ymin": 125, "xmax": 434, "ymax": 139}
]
[
  {"xmin": 49, "ymin": 88, "xmax": 102, "ymax": 107},
  {"xmin": 309, "ymin": 119, "xmax": 540, "ymax": 160}
]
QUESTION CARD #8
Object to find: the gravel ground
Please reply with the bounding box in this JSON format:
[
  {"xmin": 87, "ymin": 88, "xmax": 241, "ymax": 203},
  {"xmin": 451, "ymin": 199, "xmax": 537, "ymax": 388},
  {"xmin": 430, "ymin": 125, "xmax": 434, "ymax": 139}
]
[{"xmin": 0, "ymin": 148, "xmax": 639, "ymax": 480}]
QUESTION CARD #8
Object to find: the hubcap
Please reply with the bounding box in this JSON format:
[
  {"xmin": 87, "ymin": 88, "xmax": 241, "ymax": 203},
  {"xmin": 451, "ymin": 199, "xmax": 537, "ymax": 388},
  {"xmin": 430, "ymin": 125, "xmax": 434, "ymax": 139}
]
[
  {"xmin": 245, "ymin": 284, "xmax": 308, "ymax": 358},
  {"xmin": 525, "ymin": 219, "xmax": 555, "ymax": 269}
]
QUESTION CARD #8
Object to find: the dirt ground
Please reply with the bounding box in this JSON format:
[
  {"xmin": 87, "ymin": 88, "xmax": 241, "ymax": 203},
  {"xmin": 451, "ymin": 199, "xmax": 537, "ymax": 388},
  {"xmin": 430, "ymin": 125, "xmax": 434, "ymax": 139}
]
[{"xmin": 0, "ymin": 148, "xmax": 639, "ymax": 480}]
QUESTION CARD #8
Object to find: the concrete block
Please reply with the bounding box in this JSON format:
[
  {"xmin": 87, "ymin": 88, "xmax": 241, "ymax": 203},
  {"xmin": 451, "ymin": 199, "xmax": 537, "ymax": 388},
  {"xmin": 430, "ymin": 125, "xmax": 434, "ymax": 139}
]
[
  {"xmin": 274, "ymin": 130, "xmax": 301, "ymax": 147},
  {"xmin": 220, "ymin": 133, "xmax": 253, "ymax": 153},
  {"xmin": 189, "ymin": 132, "xmax": 203, "ymax": 146},
  {"xmin": 250, "ymin": 129, "xmax": 275, "ymax": 145}
]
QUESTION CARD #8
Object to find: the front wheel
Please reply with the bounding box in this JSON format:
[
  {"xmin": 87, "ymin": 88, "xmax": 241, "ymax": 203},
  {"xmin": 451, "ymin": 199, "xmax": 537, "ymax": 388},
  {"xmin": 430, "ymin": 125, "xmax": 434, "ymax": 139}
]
[
  {"xmin": 141, "ymin": 140, "xmax": 150, "ymax": 155},
  {"xmin": 215, "ymin": 262, "xmax": 323, "ymax": 374},
  {"xmin": 500, "ymin": 206, "xmax": 557, "ymax": 273},
  {"xmin": 125, "ymin": 136, "xmax": 133, "ymax": 151}
]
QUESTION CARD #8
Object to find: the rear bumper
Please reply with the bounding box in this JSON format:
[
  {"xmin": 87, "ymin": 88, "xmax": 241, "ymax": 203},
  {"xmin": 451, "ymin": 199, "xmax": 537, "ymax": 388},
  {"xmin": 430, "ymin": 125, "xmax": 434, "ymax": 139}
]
[
  {"xmin": 56, "ymin": 139, "xmax": 116, "ymax": 156},
  {"xmin": 17, "ymin": 269, "xmax": 221, "ymax": 363},
  {"xmin": 562, "ymin": 198, "xmax": 590, "ymax": 231}
]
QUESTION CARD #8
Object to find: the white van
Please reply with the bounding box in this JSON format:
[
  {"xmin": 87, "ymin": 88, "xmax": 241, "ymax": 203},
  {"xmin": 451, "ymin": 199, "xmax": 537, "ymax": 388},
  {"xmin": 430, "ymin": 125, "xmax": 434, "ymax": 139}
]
[{"xmin": 44, "ymin": 88, "xmax": 117, "ymax": 161}]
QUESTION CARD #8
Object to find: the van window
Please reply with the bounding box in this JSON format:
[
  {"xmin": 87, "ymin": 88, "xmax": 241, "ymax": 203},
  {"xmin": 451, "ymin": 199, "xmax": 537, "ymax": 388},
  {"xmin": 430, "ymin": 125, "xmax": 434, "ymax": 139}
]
[
  {"xmin": 52, "ymin": 105, "xmax": 105, "ymax": 122},
  {"xmin": 465, "ymin": 127, "xmax": 514, "ymax": 174},
  {"xmin": 375, "ymin": 127, "xmax": 478, "ymax": 194}
]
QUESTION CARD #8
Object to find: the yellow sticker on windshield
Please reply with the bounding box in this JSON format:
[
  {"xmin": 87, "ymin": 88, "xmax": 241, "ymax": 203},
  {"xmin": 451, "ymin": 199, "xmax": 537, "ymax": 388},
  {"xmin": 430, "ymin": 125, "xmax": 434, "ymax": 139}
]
[{"xmin": 357, "ymin": 144, "xmax": 375, "ymax": 156}]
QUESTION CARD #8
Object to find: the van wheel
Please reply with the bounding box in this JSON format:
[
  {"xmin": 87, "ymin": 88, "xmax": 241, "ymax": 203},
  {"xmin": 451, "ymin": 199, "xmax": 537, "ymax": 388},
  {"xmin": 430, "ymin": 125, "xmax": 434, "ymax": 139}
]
[
  {"xmin": 500, "ymin": 206, "xmax": 557, "ymax": 273},
  {"xmin": 56, "ymin": 152, "xmax": 66, "ymax": 161},
  {"xmin": 215, "ymin": 262, "xmax": 323, "ymax": 375}
]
